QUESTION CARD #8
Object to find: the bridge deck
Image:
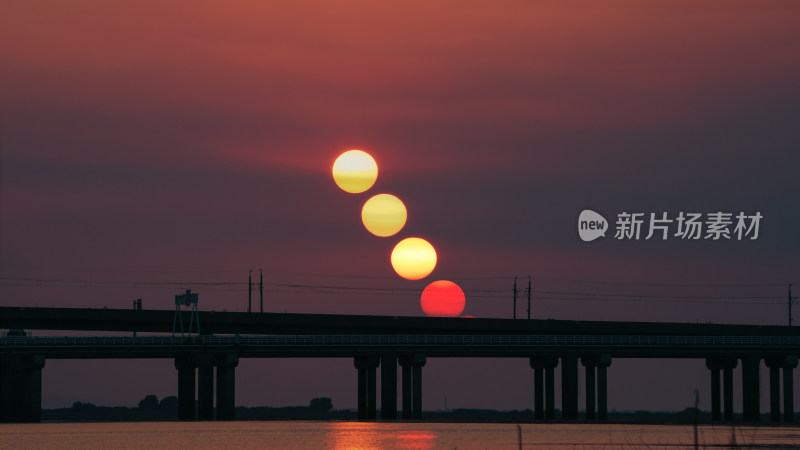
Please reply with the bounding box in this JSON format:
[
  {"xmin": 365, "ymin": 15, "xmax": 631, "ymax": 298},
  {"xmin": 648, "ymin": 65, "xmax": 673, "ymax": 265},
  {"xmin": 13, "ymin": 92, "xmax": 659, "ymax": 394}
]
[
  {"xmin": 3, "ymin": 334, "xmax": 799, "ymax": 359},
  {"xmin": 2, "ymin": 306, "xmax": 798, "ymax": 336}
]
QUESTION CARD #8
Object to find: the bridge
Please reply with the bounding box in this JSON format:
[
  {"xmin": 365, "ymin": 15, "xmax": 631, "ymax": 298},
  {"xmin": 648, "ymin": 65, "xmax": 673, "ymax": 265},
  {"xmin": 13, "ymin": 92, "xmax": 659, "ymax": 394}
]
[{"xmin": 1, "ymin": 306, "xmax": 799, "ymax": 423}]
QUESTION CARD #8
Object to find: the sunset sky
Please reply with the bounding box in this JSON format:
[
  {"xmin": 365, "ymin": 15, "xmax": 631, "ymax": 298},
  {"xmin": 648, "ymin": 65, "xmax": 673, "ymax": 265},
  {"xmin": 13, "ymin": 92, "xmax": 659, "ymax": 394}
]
[{"xmin": 2, "ymin": 1, "xmax": 799, "ymax": 413}]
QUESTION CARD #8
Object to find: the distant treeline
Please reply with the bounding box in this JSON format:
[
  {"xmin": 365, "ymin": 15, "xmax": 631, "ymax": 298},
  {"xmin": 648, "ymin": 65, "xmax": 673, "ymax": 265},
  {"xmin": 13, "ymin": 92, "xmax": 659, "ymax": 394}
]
[
  {"xmin": 44, "ymin": 396, "xmax": 735, "ymax": 423},
  {"xmin": 425, "ymin": 407, "xmax": 712, "ymax": 423},
  {"xmin": 43, "ymin": 395, "xmax": 348, "ymax": 422}
]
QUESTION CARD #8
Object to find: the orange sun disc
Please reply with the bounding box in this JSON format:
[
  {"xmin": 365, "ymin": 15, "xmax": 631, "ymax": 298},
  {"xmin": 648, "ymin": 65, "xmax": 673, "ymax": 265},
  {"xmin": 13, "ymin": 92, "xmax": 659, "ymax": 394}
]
[
  {"xmin": 420, "ymin": 280, "xmax": 465, "ymax": 317},
  {"xmin": 332, "ymin": 149, "xmax": 378, "ymax": 193},
  {"xmin": 390, "ymin": 237, "xmax": 437, "ymax": 280},
  {"xmin": 361, "ymin": 194, "xmax": 407, "ymax": 237}
]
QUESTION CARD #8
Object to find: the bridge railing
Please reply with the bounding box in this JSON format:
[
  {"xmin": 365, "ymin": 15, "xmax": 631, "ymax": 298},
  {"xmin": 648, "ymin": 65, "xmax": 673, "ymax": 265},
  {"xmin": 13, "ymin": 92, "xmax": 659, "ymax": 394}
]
[{"xmin": 1, "ymin": 335, "xmax": 799, "ymax": 347}]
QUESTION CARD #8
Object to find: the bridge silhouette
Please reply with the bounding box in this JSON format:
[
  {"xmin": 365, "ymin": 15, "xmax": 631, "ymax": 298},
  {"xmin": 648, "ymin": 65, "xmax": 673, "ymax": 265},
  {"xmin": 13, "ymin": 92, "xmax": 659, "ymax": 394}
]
[{"xmin": 1, "ymin": 306, "xmax": 798, "ymax": 423}]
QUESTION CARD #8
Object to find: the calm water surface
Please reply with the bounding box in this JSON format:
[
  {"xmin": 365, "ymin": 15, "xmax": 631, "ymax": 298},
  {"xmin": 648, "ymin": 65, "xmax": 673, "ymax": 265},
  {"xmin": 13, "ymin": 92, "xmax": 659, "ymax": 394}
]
[{"xmin": 2, "ymin": 422, "xmax": 799, "ymax": 449}]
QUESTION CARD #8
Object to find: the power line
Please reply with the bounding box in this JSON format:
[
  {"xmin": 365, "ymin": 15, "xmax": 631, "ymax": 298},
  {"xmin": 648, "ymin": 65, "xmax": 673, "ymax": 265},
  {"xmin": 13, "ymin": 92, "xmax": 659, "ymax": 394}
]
[
  {"xmin": 1, "ymin": 277, "xmax": 790, "ymax": 299},
  {"xmin": 530, "ymin": 276, "xmax": 791, "ymax": 288},
  {"xmin": 2, "ymin": 265, "xmax": 246, "ymax": 274},
  {"xmin": 532, "ymin": 289, "xmax": 784, "ymax": 300},
  {"xmin": 519, "ymin": 296, "xmax": 787, "ymax": 305},
  {"xmin": 0, "ymin": 277, "xmax": 245, "ymax": 287},
  {"xmin": 6, "ymin": 265, "xmax": 791, "ymax": 287}
]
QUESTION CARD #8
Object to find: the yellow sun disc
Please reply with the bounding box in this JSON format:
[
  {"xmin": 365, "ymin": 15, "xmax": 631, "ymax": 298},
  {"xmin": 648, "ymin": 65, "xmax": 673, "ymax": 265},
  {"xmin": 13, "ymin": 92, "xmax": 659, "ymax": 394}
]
[
  {"xmin": 391, "ymin": 237, "xmax": 437, "ymax": 280},
  {"xmin": 332, "ymin": 149, "xmax": 378, "ymax": 193},
  {"xmin": 361, "ymin": 194, "xmax": 407, "ymax": 237}
]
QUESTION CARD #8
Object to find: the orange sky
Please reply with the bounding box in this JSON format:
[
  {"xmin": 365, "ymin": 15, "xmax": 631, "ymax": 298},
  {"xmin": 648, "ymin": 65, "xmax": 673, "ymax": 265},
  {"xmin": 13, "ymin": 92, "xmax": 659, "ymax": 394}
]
[
  {"xmin": 2, "ymin": 0, "xmax": 799, "ymax": 412},
  {"xmin": 4, "ymin": 1, "xmax": 799, "ymax": 175}
]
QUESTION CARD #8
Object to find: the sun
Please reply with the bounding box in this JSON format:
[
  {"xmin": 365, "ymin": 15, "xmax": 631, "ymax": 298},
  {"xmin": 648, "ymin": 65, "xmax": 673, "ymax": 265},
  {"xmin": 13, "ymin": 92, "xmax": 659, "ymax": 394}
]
[
  {"xmin": 390, "ymin": 237, "xmax": 437, "ymax": 280},
  {"xmin": 332, "ymin": 150, "xmax": 378, "ymax": 193},
  {"xmin": 361, "ymin": 194, "xmax": 407, "ymax": 237},
  {"xmin": 420, "ymin": 280, "xmax": 465, "ymax": 317}
]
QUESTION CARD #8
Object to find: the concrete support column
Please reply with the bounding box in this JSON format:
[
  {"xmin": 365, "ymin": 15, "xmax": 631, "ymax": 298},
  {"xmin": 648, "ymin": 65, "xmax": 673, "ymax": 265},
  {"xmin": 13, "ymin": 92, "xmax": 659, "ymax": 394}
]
[
  {"xmin": 401, "ymin": 364, "xmax": 411, "ymax": 419},
  {"xmin": 534, "ymin": 368, "xmax": 544, "ymax": 420},
  {"xmin": 29, "ymin": 356, "xmax": 44, "ymax": 422},
  {"xmin": 741, "ymin": 356, "xmax": 761, "ymax": 422},
  {"xmin": 197, "ymin": 353, "xmax": 214, "ymax": 420},
  {"xmin": 214, "ymin": 353, "xmax": 239, "ymax": 421},
  {"xmin": 357, "ymin": 368, "xmax": 367, "ymax": 418},
  {"xmin": 765, "ymin": 355, "xmax": 798, "ymax": 424},
  {"xmin": 710, "ymin": 368, "xmax": 721, "ymax": 422},
  {"xmin": 582, "ymin": 359, "xmax": 596, "ymax": 420},
  {"xmin": 381, "ymin": 354, "xmax": 397, "ymax": 420},
  {"xmin": 175, "ymin": 356, "xmax": 197, "ymax": 420},
  {"xmin": 708, "ymin": 357, "xmax": 737, "ymax": 422},
  {"xmin": 368, "ymin": 364, "xmax": 377, "ymax": 420},
  {"xmin": 561, "ymin": 355, "xmax": 579, "ymax": 420},
  {"xmin": 529, "ymin": 356, "xmax": 558, "ymax": 421},
  {"xmin": 769, "ymin": 365, "xmax": 781, "ymax": 423},
  {"xmin": 723, "ymin": 364, "xmax": 735, "ymax": 422},
  {"xmin": 705, "ymin": 358, "xmax": 733, "ymax": 422},
  {"xmin": 399, "ymin": 354, "xmax": 426, "ymax": 420},
  {"xmin": 412, "ymin": 364, "xmax": 423, "ymax": 420},
  {"xmin": 0, "ymin": 354, "xmax": 45, "ymax": 423},
  {"xmin": 784, "ymin": 366, "xmax": 795, "ymax": 423},
  {"xmin": 583, "ymin": 354, "xmax": 611, "ymax": 421},
  {"xmin": 354, "ymin": 356, "xmax": 380, "ymax": 421},
  {"xmin": 597, "ymin": 364, "xmax": 608, "ymax": 421},
  {"xmin": 545, "ymin": 365, "xmax": 556, "ymax": 420}
]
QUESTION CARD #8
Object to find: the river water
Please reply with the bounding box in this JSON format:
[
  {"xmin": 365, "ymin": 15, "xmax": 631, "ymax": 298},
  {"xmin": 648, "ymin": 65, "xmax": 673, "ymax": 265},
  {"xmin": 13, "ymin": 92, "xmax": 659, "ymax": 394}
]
[{"xmin": 2, "ymin": 421, "xmax": 799, "ymax": 449}]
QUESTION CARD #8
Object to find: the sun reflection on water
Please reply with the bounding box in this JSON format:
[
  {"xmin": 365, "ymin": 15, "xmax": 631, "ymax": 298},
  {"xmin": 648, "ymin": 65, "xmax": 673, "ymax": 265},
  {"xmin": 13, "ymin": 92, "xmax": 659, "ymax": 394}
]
[{"xmin": 325, "ymin": 422, "xmax": 436, "ymax": 449}]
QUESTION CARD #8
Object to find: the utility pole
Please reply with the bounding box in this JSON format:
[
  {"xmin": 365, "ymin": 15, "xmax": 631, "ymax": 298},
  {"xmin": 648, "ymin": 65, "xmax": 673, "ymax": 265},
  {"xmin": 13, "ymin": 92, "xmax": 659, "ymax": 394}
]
[
  {"xmin": 790, "ymin": 284, "xmax": 793, "ymax": 326},
  {"xmin": 248, "ymin": 269, "xmax": 252, "ymax": 313},
  {"xmin": 259, "ymin": 268, "xmax": 264, "ymax": 313},
  {"xmin": 525, "ymin": 276, "xmax": 531, "ymax": 319},
  {"xmin": 513, "ymin": 276, "xmax": 518, "ymax": 319},
  {"xmin": 132, "ymin": 298, "xmax": 141, "ymax": 338}
]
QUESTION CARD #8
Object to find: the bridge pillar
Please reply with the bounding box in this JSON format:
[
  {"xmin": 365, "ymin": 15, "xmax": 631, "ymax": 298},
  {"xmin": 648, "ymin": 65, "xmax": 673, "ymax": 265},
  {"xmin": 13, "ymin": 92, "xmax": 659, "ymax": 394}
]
[
  {"xmin": 768, "ymin": 362, "xmax": 780, "ymax": 423},
  {"xmin": 354, "ymin": 356, "xmax": 380, "ymax": 421},
  {"xmin": 401, "ymin": 362, "xmax": 412, "ymax": 419},
  {"xmin": 399, "ymin": 354, "xmax": 426, "ymax": 420},
  {"xmin": 596, "ymin": 355, "xmax": 611, "ymax": 421},
  {"xmin": 708, "ymin": 358, "xmax": 737, "ymax": 422},
  {"xmin": 586, "ymin": 363, "xmax": 596, "ymax": 420},
  {"xmin": 741, "ymin": 356, "xmax": 761, "ymax": 422},
  {"xmin": 561, "ymin": 355, "xmax": 579, "ymax": 420},
  {"xmin": 765, "ymin": 355, "xmax": 798, "ymax": 423},
  {"xmin": 580, "ymin": 354, "xmax": 611, "ymax": 421},
  {"xmin": 357, "ymin": 366, "xmax": 367, "ymax": 420},
  {"xmin": 381, "ymin": 353, "xmax": 397, "ymax": 420},
  {"xmin": 723, "ymin": 359, "xmax": 737, "ymax": 422},
  {"xmin": 175, "ymin": 356, "xmax": 198, "ymax": 420},
  {"xmin": 412, "ymin": 356, "xmax": 425, "ymax": 420},
  {"xmin": 215, "ymin": 353, "xmax": 239, "ymax": 421},
  {"xmin": 581, "ymin": 356, "xmax": 596, "ymax": 420},
  {"xmin": 785, "ymin": 362, "xmax": 797, "ymax": 423},
  {"xmin": 368, "ymin": 362, "xmax": 378, "ymax": 419},
  {"xmin": 197, "ymin": 353, "xmax": 214, "ymax": 420},
  {"xmin": 706, "ymin": 357, "xmax": 737, "ymax": 422},
  {"xmin": 0, "ymin": 354, "xmax": 45, "ymax": 423},
  {"xmin": 530, "ymin": 356, "xmax": 558, "ymax": 420},
  {"xmin": 534, "ymin": 367, "xmax": 544, "ymax": 419},
  {"xmin": 546, "ymin": 362, "xmax": 556, "ymax": 419},
  {"xmin": 712, "ymin": 369, "xmax": 721, "ymax": 421}
]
